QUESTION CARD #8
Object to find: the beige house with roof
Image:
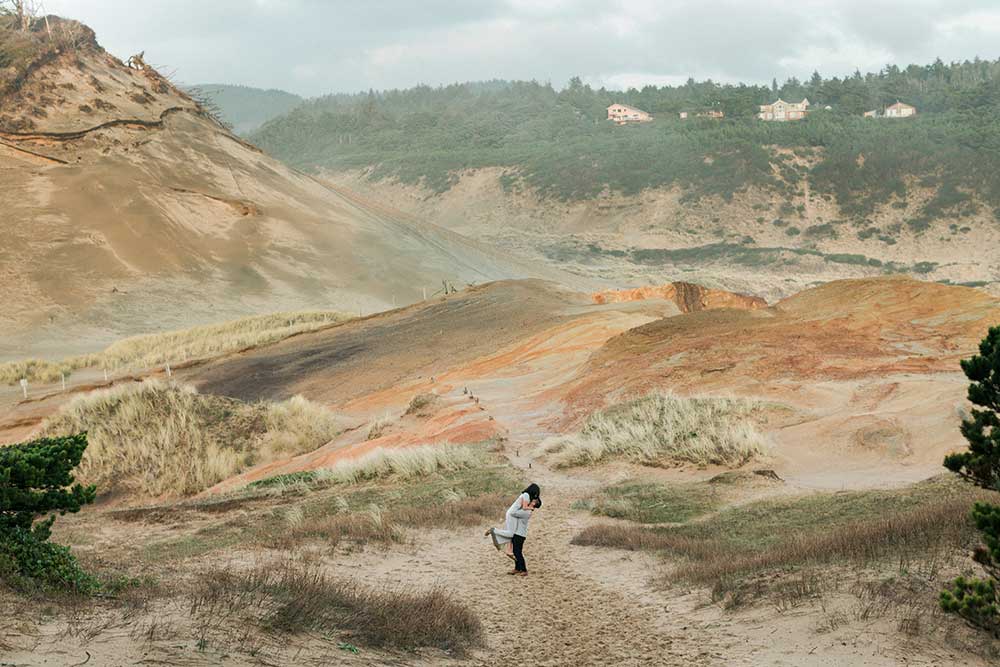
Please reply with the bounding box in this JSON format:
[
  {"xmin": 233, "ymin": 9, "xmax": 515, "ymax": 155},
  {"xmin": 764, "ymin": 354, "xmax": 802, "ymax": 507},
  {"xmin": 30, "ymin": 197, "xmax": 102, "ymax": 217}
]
[
  {"xmin": 885, "ymin": 101, "xmax": 917, "ymax": 118},
  {"xmin": 607, "ymin": 103, "xmax": 652, "ymax": 124},
  {"xmin": 758, "ymin": 98, "xmax": 810, "ymax": 121},
  {"xmin": 863, "ymin": 101, "xmax": 917, "ymax": 118}
]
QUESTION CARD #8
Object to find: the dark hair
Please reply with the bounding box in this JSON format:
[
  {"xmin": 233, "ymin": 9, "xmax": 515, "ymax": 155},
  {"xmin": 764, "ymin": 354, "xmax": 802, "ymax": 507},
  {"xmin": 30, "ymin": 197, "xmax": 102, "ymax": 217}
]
[
  {"xmin": 532, "ymin": 497, "xmax": 542, "ymax": 509},
  {"xmin": 523, "ymin": 483, "xmax": 540, "ymax": 501}
]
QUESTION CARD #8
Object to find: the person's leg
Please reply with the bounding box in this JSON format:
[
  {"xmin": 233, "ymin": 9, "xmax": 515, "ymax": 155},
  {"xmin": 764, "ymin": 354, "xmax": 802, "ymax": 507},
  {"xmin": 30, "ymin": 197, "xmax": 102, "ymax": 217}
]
[{"xmin": 512, "ymin": 535, "xmax": 526, "ymax": 573}]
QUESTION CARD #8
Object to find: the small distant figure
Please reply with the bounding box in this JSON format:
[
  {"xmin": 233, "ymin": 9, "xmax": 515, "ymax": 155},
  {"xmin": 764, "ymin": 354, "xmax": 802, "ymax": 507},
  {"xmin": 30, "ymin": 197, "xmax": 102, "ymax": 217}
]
[{"xmin": 126, "ymin": 51, "xmax": 147, "ymax": 70}]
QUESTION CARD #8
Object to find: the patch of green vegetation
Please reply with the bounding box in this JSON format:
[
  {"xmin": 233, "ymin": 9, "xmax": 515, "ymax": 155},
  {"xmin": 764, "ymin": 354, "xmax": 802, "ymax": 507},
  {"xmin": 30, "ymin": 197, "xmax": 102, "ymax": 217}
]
[
  {"xmin": 586, "ymin": 481, "xmax": 721, "ymax": 524},
  {"xmin": 140, "ymin": 465, "xmax": 521, "ymax": 562},
  {"xmin": 804, "ymin": 223, "xmax": 837, "ymax": 239},
  {"xmin": 309, "ymin": 464, "xmax": 518, "ymax": 516},
  {"xmin": 574, "ymin": 239, "xmax": 934, "ymax": 275},
  {"xmin": 249, "ymin": 470, "xmax": 318, "ymax": 488},
  {"xmin": 662, "ymin": 476, "xmax": 961, "ymax": 551},
  {"xmin": 0, "ymin": 434, "xmax": 97, "ymax": 593}
]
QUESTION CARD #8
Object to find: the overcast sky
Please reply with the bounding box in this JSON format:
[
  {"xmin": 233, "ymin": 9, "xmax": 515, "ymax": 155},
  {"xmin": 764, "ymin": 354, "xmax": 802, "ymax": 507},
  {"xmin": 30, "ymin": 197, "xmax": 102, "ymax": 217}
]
[{"xmin": 43, "ymin": 0, "xmax": 1000, "ymax": 98}]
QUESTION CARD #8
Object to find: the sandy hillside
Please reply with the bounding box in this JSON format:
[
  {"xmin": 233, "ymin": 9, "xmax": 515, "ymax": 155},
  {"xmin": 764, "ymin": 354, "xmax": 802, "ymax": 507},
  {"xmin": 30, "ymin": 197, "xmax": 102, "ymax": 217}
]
[
  {"xmin": 0, "ymin": 20, "xmax": 591, "ymax": 362},
  {"xmin": 323, "ymin": 167, "xmax": 1000, "ymax": 301},
  {"xmin": 2, "ymin": 276, "xmax": 1000, "ymax": 665},
  {"xmin": 163, "ymin": 276, "xmax": 998, "ymax": 493}
]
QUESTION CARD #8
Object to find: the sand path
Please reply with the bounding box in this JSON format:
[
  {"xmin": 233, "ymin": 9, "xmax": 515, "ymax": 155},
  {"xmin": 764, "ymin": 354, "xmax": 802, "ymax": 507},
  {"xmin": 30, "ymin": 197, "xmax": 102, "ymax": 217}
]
[{"xmin": 341, "ymin": 441, "xmax": 729, "ymax": 666}]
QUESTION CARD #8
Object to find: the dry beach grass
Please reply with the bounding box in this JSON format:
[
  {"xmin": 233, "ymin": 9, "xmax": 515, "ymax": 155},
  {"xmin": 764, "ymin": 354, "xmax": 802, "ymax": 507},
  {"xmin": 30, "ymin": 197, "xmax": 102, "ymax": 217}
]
[
  {"xmin": 542, "ymin": 392, "xmax": 767, "ymax": 468},
  {"xmin": 0, "ymin": 311, "xmax": 350, "ymax": 385}
]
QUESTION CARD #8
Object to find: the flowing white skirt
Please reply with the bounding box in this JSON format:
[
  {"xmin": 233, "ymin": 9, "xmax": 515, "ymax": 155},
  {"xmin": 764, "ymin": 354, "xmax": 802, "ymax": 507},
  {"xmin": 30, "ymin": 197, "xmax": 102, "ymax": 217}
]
[{"xmin": 489, "ymin": 512, "xmax": 517, "ymax": 549}]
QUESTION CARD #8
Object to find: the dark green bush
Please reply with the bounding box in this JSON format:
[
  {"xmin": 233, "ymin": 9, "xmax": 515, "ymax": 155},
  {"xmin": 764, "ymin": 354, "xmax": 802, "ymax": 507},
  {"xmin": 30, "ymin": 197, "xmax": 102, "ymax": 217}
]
[
  {"xmin": 0, "ymin": 433, "xmax": 96, "ymax": 592},
  {"xmin": 941, "ymin": 326, "xmax": 1000, "ymax": 635}
]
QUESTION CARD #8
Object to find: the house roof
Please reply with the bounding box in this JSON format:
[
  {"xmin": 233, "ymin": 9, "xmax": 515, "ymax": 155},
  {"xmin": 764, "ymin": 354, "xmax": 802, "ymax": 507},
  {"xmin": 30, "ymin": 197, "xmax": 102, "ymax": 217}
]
[
  {"xmin": 761, "ymin": 98, "xmax": 810, "ymax": 108},
  {"xmin": 886, "ymin": 101, "xmax": 915, "ymax": 109},
  {"xmin": 608, "ymin": 103, "xmax": 648, "ymax": 114}
]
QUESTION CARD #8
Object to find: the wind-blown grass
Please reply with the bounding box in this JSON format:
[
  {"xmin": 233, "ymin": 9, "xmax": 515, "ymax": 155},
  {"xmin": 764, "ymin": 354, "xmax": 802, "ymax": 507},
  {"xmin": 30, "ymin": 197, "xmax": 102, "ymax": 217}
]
[
  {"xmin": 37, "ymin": 380, "xmax": 341, "ymax": 497},
  {"xmin": 251, "ymin": 444, "xmax": 486, "ymax": 490},
  {"xmin": 572, "ymin": 478, "xmax": 992, "ymax": 589},
  {"xmin": 190, "ymin": 559, "xmax": 483, "ymax": 653},
  {"xmin": 0, "ymin": 311, "xmax": 350, "ymax": 385},
  {"xmin": 543, "ymin": 392, "xmax": 767, "ymax": 468}
]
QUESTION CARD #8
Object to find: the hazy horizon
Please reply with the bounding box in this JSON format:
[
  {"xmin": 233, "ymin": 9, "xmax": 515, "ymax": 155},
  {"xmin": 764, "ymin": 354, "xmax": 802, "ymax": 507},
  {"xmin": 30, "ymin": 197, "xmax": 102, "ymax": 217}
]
[{"xmin": 41, "ymin": 0, "xmax": 1000, "ymax": 98}]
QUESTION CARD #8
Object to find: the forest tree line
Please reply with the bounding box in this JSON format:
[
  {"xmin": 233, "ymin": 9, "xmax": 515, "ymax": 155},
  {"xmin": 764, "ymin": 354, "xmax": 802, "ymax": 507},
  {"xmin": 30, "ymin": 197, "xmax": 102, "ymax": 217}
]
[{"xmin": 249, "ymin": 57, "xmax": 1000, "ymax": 230}]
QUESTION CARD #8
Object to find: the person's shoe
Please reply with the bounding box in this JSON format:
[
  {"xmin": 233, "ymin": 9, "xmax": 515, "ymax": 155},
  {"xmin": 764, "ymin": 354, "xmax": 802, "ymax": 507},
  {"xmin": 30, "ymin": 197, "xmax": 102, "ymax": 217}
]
[
  {"xmin": 515, "ymin": 571, "xmax": 528, "ymax": 576},
  {"xmin": 505, "ymin": 553, "xmax": 515, "ymax": 561},
  {"xmin": 484, "ymin": 528, "xmax": 491, "ymax": 537}
]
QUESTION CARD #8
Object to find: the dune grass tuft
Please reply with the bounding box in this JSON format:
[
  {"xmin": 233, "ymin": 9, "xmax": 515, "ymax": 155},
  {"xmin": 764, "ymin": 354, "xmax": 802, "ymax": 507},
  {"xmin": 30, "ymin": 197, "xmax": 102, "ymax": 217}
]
[
  {"xmin": 252, "ymin": 444, "xmax": 487, "ymax": 491},
  {"xmin": 190, "ymin": 559, "xmax": 483, "ymax": 653},
  {"xmin": 573, "ymin": 479, "xmax": 992, "ymax": 590},
  {"xmin": 0, "ymin": 311, "xmax": 350, "ymax": 385},
  {"xmin": 37, "ymin": 380, "xmax": 341, "ymax": 498},
  {"xmin": 543, "ymin": 392, "xmax": 766, "ymax": 468}
]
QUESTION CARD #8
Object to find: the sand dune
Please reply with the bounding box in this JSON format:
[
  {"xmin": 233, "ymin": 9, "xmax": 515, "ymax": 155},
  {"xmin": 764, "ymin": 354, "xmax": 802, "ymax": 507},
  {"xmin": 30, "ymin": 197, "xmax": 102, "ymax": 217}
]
[{"xmin": 0, "ymin": 30, "xmax": 589, "ymax": 362}]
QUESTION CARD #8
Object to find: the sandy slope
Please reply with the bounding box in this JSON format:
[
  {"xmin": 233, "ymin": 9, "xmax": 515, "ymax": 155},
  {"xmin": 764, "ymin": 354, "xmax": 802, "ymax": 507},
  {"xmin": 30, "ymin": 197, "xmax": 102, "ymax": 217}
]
[
  {"xmin": 3, "ymin": 277, "xmax": 1000, "ymax": 665},
  {"xmin": 0, "ymin": 35, "xmax": 591, "ymax": 362},
  {"xmin": 175, "ymin": 277, "xmax": 1000, "ymax": 497},
  {"xmin": 322, "ymin": 167, "xmax": 1000, "ymax": 302}
]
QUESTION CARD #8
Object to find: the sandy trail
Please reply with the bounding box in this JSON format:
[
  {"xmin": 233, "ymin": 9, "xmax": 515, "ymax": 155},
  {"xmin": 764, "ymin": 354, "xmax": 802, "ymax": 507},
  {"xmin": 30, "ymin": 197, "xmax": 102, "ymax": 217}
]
[
  {"xmin": 463, "ymin": 458, "xmax": 691, "ymax": 665},
  {"xmin": 339, "ymin": 441, "xmax": 722, "ymax": 666}
]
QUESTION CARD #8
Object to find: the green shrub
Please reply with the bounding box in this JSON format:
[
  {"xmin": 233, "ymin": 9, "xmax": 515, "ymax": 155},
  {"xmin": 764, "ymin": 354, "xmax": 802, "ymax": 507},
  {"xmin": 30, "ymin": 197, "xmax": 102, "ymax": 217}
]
[
  {"xmin": 0, "ymin": 434, "xmax": 96, "ymax": 592},
  {"xmin": 941, "ymin": 326, "xmax": 1000, "ymax": 636}
]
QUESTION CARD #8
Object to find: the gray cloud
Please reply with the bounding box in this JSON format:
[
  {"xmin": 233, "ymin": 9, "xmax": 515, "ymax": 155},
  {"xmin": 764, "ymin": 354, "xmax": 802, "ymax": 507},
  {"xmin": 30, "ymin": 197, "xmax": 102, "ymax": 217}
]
[{"xmin": 43, "ymin": 0, "xmax": 1000, "ymax": 95}]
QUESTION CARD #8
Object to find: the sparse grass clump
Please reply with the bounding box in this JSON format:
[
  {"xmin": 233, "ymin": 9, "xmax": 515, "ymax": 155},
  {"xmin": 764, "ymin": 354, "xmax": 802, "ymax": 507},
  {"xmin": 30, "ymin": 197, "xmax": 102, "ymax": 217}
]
[
  {"xmin": 0, "ymin": 311, "xmax": 349, "ymax": 385},
  {"xmin": 405, "ymin": 392, "xmax": 439, "ymax": 416},
  {"xmin": 366, "ymin": 414, "xmax": 392, "ymax": 440},
  {"xmin": 573, "ymin": 478, "xmax": 990, "ymax": 588},
  {"xmin": 543, "ymin": 392, "xmax": 766, "ymax": 468},
  {"xmin": 251, "ymin": 444, "xmax": 486, "ymax": 491},
  {"xmin": 582, "ymin": 481, "xmax": 721, "ymax": 524},
  {"xmin": 137, "ymin": 464, "xmax": 518, "ymax": 562},
  {"xmin": 317, "ymin": 445, "xmax": 485, "ymax": 486},
  {"xmin": 190, "ymin": 560, "xmax": 482, "ymax": 653},
  {"xmin": 37, "ymin": 380, "xmax": 340, "ymax": 498}
]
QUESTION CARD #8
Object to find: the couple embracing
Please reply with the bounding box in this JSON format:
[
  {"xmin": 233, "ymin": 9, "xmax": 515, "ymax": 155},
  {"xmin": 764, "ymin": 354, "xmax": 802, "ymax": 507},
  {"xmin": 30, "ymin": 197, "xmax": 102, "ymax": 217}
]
[{"xmin": 484, "ymin": 483, "xmax": 541, "ymax": 576}]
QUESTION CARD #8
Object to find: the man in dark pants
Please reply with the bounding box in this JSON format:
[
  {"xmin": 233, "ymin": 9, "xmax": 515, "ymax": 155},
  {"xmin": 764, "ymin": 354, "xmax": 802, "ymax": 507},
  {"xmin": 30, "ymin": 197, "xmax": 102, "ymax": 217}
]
[
  {"xmin": 508, "ymin": 497, "xmax": 540, "ymax": 576},
  {"xmin": 511, "ymin": 534, "xmax": 527, "ymax": 574}
]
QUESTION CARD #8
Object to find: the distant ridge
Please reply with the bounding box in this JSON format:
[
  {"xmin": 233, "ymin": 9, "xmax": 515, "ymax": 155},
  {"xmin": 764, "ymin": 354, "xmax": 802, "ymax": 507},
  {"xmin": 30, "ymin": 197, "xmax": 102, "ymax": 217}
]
[{"xmin": 187, "ymin": 83, "xmax": 303, "ymax": 134}]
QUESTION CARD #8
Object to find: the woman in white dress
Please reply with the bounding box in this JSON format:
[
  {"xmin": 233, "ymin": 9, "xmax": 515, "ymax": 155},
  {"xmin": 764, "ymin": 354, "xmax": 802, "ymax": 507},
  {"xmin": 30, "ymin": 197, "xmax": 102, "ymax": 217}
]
[{"xmin": 485, "ymin": 483, "xmax": 540, "ymax": 560}]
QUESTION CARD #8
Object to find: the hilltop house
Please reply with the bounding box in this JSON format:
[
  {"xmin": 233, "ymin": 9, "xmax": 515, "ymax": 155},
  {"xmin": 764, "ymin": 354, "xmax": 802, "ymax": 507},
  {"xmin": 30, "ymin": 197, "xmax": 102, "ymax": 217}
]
[
  {"xmin": 758, "ymin": 98, "xmax": 810, "ymax": 121},
  {"xmin": 607, "ymin": 103, "xmax": 652, "ymax": 124},
  {"xmin": 863, "ymin": 101, "xmax": 917, "ymax": 118},
  {"xmin": 885, "ymin": 101, "xmax": 917, "ymax": 118},
  {"xmin": 679, "ymin": 109, "xmax": 724, "ymax": 120}
]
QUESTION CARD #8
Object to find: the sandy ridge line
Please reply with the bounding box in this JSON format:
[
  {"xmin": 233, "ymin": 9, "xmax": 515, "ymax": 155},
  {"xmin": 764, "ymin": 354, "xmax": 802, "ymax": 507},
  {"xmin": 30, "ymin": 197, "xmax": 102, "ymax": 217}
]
[{"xmin": 0, "ymin": 138, "xmax": 69, "ymax": 164}]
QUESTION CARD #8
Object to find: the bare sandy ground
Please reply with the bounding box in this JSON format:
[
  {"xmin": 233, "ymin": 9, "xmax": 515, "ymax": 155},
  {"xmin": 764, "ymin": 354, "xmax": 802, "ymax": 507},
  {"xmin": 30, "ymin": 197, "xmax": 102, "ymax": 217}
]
[
  {"xmin": 6, "ymin": 443, "xmax": 988, "ymax": 667},
  {"xmin": 333, "ymin": 451, "xmax": 988, "ymax": 666},
  {"xmin": 3, "ymin": 276, "xmax": 999, "ymax": 664},
  {"xmin": 322, "ymin": 167, "xmax": 1000, "ymax": 302}
]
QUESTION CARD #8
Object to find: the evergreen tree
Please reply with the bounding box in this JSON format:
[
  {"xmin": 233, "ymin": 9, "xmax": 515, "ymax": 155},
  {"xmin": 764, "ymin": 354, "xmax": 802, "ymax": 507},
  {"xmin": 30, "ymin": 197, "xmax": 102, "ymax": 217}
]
[
  {"xmin": 0, "ymin": 433, "xmax": 97, "ymax": 590},
  {"xmin": 941, "ymin": 326, "xmax": 1000, "ymax": 636}
]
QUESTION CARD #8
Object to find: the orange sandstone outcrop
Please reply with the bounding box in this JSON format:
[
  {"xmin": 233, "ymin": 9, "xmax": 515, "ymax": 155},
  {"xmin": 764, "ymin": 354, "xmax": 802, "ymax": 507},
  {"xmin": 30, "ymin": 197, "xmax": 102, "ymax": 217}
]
[{"xmin": 592, "ymin": 282, "xmax": 767, "ymax": 312}]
